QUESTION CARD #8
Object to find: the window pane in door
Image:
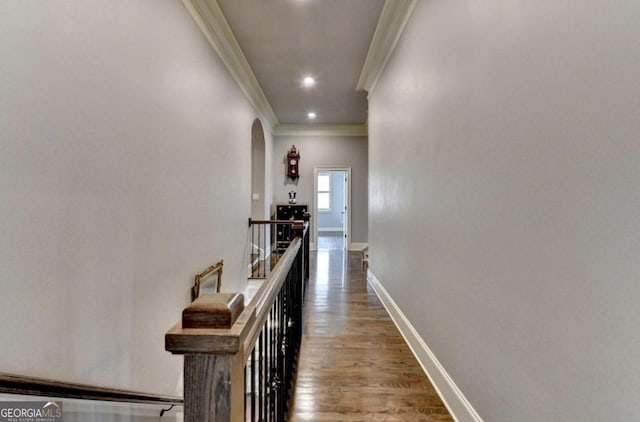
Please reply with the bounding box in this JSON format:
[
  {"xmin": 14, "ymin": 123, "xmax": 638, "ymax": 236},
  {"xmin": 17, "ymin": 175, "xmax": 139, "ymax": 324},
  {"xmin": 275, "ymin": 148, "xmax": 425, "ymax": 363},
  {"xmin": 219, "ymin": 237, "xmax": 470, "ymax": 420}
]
[
  {"xmin": 318, "ymin": 192, "xmax": 330, "ymax": 210},
  {"xmin": 318, "ymin": 174, "xmax": 330, "ymax": 191}
]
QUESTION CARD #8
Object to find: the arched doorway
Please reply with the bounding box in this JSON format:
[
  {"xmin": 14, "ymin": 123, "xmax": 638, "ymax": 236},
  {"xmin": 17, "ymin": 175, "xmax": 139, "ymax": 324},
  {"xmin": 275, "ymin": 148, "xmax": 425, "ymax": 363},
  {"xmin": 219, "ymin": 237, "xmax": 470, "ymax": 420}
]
[{"xmin": 251, "ymin": 119, "xmax": 266, "ymax": 219}]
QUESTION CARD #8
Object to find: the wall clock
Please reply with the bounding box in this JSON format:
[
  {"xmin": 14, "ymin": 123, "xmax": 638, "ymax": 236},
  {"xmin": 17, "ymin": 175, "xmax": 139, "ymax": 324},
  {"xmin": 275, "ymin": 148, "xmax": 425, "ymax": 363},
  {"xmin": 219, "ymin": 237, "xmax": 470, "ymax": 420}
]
[{"xmin": 287, "ymin": 145, "xmax": 300, "ymax": 179}]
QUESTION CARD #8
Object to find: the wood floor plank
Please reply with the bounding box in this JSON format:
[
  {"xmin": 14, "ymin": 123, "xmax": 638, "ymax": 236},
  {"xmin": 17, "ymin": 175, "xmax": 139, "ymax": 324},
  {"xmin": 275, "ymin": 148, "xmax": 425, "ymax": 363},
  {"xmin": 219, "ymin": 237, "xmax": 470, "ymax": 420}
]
[{"xmin": 289, "ymin": 240, "xmax": 453, "ymax": 421}]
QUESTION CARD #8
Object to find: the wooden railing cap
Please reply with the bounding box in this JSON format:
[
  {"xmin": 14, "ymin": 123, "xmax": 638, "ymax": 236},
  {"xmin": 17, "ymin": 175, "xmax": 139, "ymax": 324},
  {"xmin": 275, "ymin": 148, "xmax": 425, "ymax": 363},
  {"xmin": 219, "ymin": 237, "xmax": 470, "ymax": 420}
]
[
  {"xmin": 182, "ymin": 293, "xmax": 244, "ymax": 329},
  {"xmin": 166, "ymin": 294, "xmax": 254, "ymax": 355}
]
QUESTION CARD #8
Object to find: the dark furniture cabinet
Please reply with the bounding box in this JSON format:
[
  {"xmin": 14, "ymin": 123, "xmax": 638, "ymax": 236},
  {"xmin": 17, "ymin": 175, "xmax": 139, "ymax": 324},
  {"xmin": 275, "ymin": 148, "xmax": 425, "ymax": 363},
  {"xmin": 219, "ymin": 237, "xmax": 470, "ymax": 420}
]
[{"xmin": 274, "ymin": 203, "xmax": 308, "ymax": 252}]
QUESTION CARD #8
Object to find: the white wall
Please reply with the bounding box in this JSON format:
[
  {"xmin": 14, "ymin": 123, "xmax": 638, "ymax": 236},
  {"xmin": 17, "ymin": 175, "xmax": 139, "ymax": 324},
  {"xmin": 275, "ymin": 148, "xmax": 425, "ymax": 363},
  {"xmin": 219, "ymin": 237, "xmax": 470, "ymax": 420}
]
[
  {"xmin": 368, "ymin": 1, "xmax": 640, "ymax": 421},
  {"xmin": 272, "ymin": 135, "xmax": 368, "ymax": 245},
  {"xmin": 0, "ymin": 0, "xmax": 265, "ymax": 397}
]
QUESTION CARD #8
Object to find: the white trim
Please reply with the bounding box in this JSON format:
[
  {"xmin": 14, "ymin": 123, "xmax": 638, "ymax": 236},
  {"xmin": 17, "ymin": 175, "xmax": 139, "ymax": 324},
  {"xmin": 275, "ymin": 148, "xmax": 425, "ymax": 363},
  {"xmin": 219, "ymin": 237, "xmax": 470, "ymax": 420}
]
[
  {"xmin": 275, "ymin": 124, "xmax": 367, "ymax": 137},
  {"xmin": 367, "ymin": 270, "xmax": 484, "ymax": 422},
  {"xmin": 181, "ymin": 0, "xmax": 278, "ymax": 132},
  {"xmin": 348, "ymin": 242, "xmax": 368, "ymax": 251},
  {"xmin": 313, "ymin": 167, "xmax": 352, "ymax": 251},
  {"xmin": 318, "ymin": 227, "xmax": 344, "ymax": 232},
  {"xmin": 356, "ymin": 0, "xmax": 417, "ymax": 95}
]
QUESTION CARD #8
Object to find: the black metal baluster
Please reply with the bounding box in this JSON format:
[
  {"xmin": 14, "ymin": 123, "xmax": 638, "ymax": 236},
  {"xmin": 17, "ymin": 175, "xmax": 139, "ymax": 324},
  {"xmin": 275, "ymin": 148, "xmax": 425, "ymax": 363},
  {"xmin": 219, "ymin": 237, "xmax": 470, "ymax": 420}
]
[
  {"xmin": 272, "ymin": 299, "xmax": 277, "ymax": 421},
  {"xmin": 251, "ymin": 224, "xmax": 255, "ymax": 278},
  {"xmin": 258, "ymin": 329, "xmax": 264, "ymax": 422},
  {"xmin": 260, "ymin": 223, "xmax": 264, "ymax": 276},
  {"xmin": 276, "ymin": 289, "xmax": 280, "ymax": 419},
  {"xmin": 244, "ymin": 363, "xmax": 247, "ymax": 418},
  {"xmin": 265, "ymin": 310, "xmax": 269, "ymax": 422},
  {"xmin": 273, "ymin": 303, "xmax": 278, "ymax": 422},
  {"xmin": 272, "ymin": 303, "xmax": 277, "ymax": 421},
  {"xmin": 276, "ymin": 223, "xmax": 281, "ymax": 265},
  {"xmin": 257, "ymin": 222, "xmax": 262, "ymax": 277},
  {"xmin": 285, "ymin": 271, "xmax": 292, "ymax": 410},
  {"xmin": 279, "ymin": 287, "xmax": 285, "ymax": 420},
  {"xmin": 279, "ymin": 292, "xmax": 283, "ymax": 420},
  {"xmin": 251, "ymin": 346, "xmax": 256, "ymax": 422},
  {"xmin": 268, "ymin": 307, "xmax": 274, "ymax": 422}
]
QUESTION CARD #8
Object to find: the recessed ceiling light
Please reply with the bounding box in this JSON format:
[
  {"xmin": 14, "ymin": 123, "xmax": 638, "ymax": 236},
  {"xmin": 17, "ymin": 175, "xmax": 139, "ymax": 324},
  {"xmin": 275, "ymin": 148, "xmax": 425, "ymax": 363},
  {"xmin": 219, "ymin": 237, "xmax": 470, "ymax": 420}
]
[
  {"xmin": 302, "ymin": 76, "xmax": 315, "ymax": 87},
  {"xmin": 307, "ymin": 112, "xmax": 316, "ymax": 120}
]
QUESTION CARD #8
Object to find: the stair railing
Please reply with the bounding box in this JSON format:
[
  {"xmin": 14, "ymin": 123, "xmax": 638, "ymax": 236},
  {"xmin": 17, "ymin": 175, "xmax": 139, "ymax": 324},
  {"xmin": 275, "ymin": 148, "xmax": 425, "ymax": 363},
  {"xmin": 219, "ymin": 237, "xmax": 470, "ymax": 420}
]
[
  {"xmin": 0, "ymin": 373, "xmax": 182, "ymax": 419},
  {"xmin": 166, "ymin": 221, "xmax": 309, "ymax": 422},
  {"xmin": 248, "ymin": 212, "xmax": 310, "ymax": 279}
]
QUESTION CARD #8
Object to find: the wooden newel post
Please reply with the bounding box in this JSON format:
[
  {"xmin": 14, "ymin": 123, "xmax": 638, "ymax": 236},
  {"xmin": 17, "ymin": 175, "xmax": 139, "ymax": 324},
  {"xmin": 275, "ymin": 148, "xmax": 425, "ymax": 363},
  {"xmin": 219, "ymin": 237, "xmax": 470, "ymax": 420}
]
[
  {"xmin": 165, "ymin": 293, "xmax": 248, "ymax": 422},
  {"xmin": 292, "ymin": 221, "xmax": 305, "ymax": 239}
]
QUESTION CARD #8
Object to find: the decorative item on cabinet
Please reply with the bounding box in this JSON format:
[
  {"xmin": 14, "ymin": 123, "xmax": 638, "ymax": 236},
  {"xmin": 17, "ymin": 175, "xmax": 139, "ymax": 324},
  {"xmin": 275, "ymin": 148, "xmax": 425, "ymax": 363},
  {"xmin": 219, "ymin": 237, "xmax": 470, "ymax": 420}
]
[
  {"xmin": 275, "ymin": 203, "xmax": 308, "ymax": 253},
  {"xmin": 286, "ymin": 145, "xmax": 300, "ymax": 179}
]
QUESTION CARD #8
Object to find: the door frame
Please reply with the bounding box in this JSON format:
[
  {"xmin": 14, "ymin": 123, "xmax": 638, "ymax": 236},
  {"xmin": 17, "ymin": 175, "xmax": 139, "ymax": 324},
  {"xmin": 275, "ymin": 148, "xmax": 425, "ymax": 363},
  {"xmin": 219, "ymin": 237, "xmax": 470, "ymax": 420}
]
[{"xmin": 312, "ymin": 166, "xmax": 352, "ymax": 250}]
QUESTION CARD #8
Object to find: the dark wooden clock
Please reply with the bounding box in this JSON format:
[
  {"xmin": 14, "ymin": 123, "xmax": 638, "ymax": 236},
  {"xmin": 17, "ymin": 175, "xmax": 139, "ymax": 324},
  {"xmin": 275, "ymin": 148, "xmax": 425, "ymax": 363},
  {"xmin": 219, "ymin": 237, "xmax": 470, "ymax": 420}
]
[{"xmin": 287, "ymin": 145, "xmax": 300, "ymax": 178}]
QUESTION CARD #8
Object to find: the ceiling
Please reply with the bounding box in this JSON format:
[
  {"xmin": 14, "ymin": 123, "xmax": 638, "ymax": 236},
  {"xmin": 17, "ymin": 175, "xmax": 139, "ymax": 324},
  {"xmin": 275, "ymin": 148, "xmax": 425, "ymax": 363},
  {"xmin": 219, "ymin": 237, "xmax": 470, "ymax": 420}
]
[
  {"xmin": 181, "ymin": 0, "xmax": 416, "ymax": 133},
  {"xmin": 215, "ymin": 0, "xmax": 385, "ymax": 127}
]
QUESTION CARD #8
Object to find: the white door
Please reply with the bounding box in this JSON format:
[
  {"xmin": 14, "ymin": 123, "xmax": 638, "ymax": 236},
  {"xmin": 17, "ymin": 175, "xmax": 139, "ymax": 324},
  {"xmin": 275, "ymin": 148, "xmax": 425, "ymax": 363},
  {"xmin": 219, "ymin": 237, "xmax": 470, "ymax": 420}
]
[{"xmin": 313, "ymin": 167, "xmax": 351, "ymax": 250}]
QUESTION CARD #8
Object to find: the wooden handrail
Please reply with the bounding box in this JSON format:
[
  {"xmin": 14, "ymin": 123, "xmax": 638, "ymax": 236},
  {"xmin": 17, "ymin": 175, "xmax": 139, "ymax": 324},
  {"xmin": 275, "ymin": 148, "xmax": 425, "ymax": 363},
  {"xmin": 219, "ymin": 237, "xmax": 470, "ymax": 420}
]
[
  {"xmin": 243, "ymin": 237, "xmax": 301, "ymax": 360},
  {"xmin": 165, "ymin": 227, "xmax": 307, "ymax": 422},
  {"xmin": 0, "ymin": 373, "xmax": 183, "ymax": 405},
  {"xmin": 248, "ymin": 212, "xmax": 310, "ymax": 226},
  {"xmin": 248, "ymin": 219, "xmax": 304, "ymax": 225},
  {"xmin": 165, "ymin": 237, "xmax": 302, "ymax": 357}
]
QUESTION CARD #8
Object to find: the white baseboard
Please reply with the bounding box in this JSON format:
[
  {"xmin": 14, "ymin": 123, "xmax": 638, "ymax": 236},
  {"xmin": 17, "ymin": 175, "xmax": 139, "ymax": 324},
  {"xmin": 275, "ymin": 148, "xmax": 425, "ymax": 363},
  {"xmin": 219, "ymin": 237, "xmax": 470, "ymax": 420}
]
[
  {"xmin": 348, "ymin": 242, "xmax": 368, "ymax": 251},
  {"xmin": 366, "ymin": 270, "xmax": 483, "ymax": 422}
]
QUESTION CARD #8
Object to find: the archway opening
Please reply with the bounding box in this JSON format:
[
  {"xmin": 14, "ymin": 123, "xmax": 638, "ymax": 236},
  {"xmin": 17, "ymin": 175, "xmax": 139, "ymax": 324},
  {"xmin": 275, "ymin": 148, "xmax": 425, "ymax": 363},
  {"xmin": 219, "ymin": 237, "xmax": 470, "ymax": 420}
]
[{"xmin": 251, "ymin": 119, "xmax": 266, "ymax": 219}]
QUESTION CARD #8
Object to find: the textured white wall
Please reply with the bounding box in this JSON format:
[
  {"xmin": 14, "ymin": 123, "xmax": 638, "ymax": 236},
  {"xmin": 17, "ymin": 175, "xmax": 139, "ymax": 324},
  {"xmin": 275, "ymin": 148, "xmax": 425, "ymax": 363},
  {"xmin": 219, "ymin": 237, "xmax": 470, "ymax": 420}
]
[
  {"xmin": 369, "ymin": 1, "xmax": 640, "ymax": 421},
  {"xmin": 272, "ymin": 135, "xmax": 368, "ymax": 245},
  {"xmin": 0, "ymin": 1, "xmax": 262, "ymax": 396}
]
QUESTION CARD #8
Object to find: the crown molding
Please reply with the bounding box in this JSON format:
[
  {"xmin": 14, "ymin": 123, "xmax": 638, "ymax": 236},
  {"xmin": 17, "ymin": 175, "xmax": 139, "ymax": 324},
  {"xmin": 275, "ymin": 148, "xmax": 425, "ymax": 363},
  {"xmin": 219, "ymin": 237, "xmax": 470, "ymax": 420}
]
[
  {"xmin": 356, "ymin": 0, "xmax": 417, "ymax": 95},
  {"xmin": 275, "ymin": 125, "xmax": 368, "ymax": 137},
  {"xmin": 181, "ymin": 0, "xmax": 279, "ymax": 132}
]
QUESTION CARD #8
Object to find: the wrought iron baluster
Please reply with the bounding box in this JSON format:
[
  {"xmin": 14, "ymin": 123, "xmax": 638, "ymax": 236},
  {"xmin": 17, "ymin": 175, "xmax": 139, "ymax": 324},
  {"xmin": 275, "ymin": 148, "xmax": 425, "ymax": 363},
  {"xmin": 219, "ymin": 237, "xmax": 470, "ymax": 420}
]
[{"xmin": 259, "ymin": 329, "xmax": 264, "ymax": 422}]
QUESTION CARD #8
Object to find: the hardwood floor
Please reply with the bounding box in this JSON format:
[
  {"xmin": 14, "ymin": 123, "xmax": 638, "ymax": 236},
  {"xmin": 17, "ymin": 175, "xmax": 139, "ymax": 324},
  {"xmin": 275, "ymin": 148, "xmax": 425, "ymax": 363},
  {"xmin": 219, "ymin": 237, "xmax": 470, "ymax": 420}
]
[
  {"xmin": 289, "ymin": 239, "xmax": 453, "ymax": 421},
  {"xmin": 316, "ymin": 231, "xmax": 346, "ymax": 250}
]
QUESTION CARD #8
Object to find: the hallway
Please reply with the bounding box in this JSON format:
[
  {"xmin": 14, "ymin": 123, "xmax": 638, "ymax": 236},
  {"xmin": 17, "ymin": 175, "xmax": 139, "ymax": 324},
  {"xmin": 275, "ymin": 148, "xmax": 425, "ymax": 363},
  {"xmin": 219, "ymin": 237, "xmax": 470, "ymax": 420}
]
[{"xmin": 289, "ymin": 234, "xmax": 453, "ymax": 421}]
